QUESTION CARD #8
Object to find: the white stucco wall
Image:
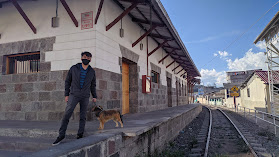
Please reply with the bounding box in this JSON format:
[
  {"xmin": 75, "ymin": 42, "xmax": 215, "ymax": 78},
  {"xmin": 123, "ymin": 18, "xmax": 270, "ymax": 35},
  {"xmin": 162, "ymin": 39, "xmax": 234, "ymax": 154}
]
[
  {"xmin": 0, "ymin": 0, "xmax": 190, "ymax": 88},
  {"xmin": 240, "ymin": 75, "xmax": 267, "ymax": 111}
]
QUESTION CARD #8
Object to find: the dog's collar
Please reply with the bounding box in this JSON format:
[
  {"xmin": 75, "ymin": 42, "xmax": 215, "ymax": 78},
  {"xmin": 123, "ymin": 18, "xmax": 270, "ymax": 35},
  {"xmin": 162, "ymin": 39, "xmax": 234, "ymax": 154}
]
[{"xmin": 96, "ymin": 110, "xmax": 103, "ymax": 117}]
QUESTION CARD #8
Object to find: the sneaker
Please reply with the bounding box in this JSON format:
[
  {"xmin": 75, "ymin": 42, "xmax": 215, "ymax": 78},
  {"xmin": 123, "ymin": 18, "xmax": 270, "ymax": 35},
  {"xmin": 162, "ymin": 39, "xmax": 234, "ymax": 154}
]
[
  {"xmin": 52, "ymin": 136, "xmax": 65, "ymax": 146},
  {"xmin": 77, "ymin": 134, "xmax": 83, "ymax": 139}
]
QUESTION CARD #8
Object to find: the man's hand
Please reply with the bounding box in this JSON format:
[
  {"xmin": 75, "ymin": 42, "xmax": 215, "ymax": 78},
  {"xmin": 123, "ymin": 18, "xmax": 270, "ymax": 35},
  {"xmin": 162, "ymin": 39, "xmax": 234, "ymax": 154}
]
[
  {"xmin": 92, "ymin": 98, "xmax": 97, "ymax": 102},
  {"xmin": 65, "ymin": 96, "xmax": 69, "ymax": 102}
]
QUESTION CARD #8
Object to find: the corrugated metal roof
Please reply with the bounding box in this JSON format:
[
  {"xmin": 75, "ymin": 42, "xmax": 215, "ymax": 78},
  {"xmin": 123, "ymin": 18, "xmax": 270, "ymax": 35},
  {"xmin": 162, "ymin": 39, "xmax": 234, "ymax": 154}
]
[{"xmin": 114, "ymin": 0, "xmax": 200, "ymax": 77}]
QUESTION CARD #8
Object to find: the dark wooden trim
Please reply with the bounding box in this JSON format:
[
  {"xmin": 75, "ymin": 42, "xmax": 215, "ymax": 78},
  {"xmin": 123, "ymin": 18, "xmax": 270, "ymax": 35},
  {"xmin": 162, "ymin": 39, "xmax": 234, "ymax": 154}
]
[
  {"xmin": 180, "ymin": 72, "xmax": 187, "ymax": 77},
  {"xmin": 176, "ymin": 69, "xmax": 184, "ymax": 75},
  {"xmin": 166, "ymin": 60, "xmax": 175, "ymax": 69},
  {"xmin": 11, "ymin": 0, "xmax": 37, "ymax": 34},
  {"xmin": 172, "ymin": 65, "xmax": 180, "ymax": 71},
  {"xmin": 95, "ymin": 0, "xmax": 104, "ymax": 24},
  {"xmin": 132, "ymin": 18, "xmax": 165, "ymax": 27},
  {"xmin": 106, "ymin": 2, "xmax": 138, "ymax": 31},
  {"xmin": 158, "ymin": 48, "xmax": 175, "ymax": 64},
  {"xmin": 132, "ymin": 25, "xmax": 157, "ymax": 47},
  {"xmin": 6, "ymin": 52, "xmax": 40, "ymax": 57},
  {"xmin": 148, "ymin": 40, "xmax": 168, "ymax": 57},
  {"xmin": 60, "ymin": 0, "xmax": 79, "ymax": 27}
]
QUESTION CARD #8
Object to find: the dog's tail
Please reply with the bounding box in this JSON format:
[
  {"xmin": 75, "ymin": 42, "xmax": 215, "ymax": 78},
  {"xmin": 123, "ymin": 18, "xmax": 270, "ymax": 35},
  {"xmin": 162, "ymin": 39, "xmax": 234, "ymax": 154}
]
[{"xmin": 119, "ymin": 111, "xmax": 123, "ymax": 124}]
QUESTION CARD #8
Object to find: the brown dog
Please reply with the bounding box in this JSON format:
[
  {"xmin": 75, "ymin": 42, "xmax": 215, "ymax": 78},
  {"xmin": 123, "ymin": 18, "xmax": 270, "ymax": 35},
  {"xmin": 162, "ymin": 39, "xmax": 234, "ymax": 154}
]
[{"xmin": 92, "ymin": 105, "xmax": 123, "ymax": 130}]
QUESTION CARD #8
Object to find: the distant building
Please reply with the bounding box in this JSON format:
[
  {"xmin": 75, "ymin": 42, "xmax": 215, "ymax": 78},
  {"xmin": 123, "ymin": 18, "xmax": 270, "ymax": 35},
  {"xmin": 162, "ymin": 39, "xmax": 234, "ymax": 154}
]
[
  {"xmin": 194, "ymin": 84, "xmax": 223, "ymax": 95},
  {"xmin": 223, "ymin": 69, "xmax": 261, "ymax": 106},
  {"xmin": 240, "ymin": 70, "xmax": 279, "ymax": 113}
]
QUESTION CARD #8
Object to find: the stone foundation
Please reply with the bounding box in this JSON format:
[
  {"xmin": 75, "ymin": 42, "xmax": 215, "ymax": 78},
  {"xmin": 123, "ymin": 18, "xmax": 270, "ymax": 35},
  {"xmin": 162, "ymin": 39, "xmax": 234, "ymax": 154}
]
[{"xmin": 0, "ymin": 39, "xmax": 190, "ymax": 121}]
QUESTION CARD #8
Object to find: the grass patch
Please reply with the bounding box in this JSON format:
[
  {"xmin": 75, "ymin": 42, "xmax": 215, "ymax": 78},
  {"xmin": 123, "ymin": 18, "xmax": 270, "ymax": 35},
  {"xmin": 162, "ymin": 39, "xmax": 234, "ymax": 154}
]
[{"xmin": 190, "ymin": 138, "xmax": 198, "ymax": 148}]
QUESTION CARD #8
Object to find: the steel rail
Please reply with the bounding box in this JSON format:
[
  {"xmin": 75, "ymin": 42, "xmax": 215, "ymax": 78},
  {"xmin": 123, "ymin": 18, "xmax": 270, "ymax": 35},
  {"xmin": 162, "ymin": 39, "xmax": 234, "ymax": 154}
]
[
  {"xmin": 217, "ymin": 108, "xmax": 258, "ymax": 157},
  {"xmin": 203, "ymin": 106, "xmax": 212, "ymax": 157}
]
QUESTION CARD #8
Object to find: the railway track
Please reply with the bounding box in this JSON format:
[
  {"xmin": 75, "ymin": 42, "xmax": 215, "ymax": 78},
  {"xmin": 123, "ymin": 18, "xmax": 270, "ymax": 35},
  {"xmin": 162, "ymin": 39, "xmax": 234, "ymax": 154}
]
[{"xmin": 189, "ymin": 105, "xmax": 271, "ymax": 157}]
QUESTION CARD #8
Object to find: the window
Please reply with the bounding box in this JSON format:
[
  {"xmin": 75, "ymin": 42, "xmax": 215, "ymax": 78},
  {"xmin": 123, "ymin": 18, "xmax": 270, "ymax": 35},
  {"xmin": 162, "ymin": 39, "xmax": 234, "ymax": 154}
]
[
  {"xmin": 151, "ymin": 71, "xmax": 160, "ymax": 84},
  {"xmin": 247, "ymin": 88, "xmax": 250, "ymax": 97},
  {"xmin": 6, "ymin": 52, "xmax": 40, "ymax": 74}
]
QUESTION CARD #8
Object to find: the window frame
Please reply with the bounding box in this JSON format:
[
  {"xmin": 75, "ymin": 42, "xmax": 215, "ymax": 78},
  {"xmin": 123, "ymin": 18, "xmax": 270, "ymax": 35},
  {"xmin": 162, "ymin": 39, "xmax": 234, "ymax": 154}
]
[
  {"xmin": 247, "ymin": 88, "xmax": 250, "ymax": 97},
  {"xmin": 151, "ymin": 70, "xmax": 160, "ymax": 84},
  {"xmin": 5, "ymin": 52, "xmax": 40, "ymax": 75}
]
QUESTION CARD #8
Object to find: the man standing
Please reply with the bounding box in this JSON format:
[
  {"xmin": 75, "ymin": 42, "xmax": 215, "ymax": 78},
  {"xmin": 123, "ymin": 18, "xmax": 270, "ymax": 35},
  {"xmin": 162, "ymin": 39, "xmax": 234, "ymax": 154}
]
[{"xmin": 53, "ymin": 51, "xmax": 97, "ymax": 145}]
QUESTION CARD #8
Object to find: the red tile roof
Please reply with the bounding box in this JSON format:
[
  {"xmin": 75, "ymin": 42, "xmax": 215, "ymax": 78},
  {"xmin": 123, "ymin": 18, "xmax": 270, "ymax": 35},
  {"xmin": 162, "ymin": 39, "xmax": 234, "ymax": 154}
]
[{"xmin": 255, "ymin": 70, "xmax": 279, "ymax": 84}]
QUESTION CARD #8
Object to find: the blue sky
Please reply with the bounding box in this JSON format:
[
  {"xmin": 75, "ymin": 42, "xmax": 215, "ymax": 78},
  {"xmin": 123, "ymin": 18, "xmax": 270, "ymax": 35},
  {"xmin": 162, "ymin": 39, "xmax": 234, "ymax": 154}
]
[{"xmin": 161, "ymin": 0, "xmax": 279, "ymax": 86}]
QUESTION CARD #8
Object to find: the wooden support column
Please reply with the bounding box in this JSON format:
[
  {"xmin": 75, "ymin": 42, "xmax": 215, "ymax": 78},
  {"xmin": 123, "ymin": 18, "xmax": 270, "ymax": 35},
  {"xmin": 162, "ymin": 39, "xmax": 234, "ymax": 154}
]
[
  {"xmin": 95, "ymin": 0, "xmax": 104, "ymax": 24},
  {"xmin": 11, "ymin": 0, "xmax": 37, "ymax": 34},
  {"xmin": 166, "ymin": 61, "xmax": 175, "ymax": 69},
  {"xmin": 132, "ymin": 25, "xmax": 157, "ymax": 47},
  {"xmin": 60, "ymin": 0, "xmax": 79, "ymax": 27},
  {"xmin": 148, "ymin": 40, "xmax": 168, "ymax": 56},
  {"xmin": 106, "ymin": 2, "xmax": 138, "ymax": 31}
]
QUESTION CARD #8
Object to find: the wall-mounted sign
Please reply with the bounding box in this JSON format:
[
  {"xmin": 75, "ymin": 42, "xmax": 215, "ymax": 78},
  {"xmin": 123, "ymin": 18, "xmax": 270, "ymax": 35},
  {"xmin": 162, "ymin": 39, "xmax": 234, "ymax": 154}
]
[
  {"xmin": 81, "ymin": 11, "xmax": 93, "ymax": 30},
  {"xmin": 142, "ymin": 75, "xmax": 151, "ymax": 93}
]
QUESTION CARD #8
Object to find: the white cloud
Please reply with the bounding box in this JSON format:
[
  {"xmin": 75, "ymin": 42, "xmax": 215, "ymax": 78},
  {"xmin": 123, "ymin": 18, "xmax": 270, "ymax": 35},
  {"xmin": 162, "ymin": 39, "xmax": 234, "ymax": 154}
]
[
  {"xmin": 213, "ymin": 51, "xmax": 232, "ymax": 59},
  {"xmin": 226, "ymin": 48, "xmax": 266, "ymax": 71},
  {"xmin": 200, "ymin": 69, "xmax": 227, "ymax": 87},
  {"xmin": 255, "ymin": 41, "xmax": 266, "ymax": 50},
  {"xmin": 218, "ymin": 51, "xmax": 232, "ymax": 59}
]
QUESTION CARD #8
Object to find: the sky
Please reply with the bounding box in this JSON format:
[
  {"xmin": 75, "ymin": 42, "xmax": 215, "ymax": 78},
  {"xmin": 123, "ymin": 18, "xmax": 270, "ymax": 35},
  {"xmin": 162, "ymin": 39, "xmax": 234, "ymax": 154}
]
[{"xmin": 160, "ymin": 0, "xmax": 279, "ymax": 87}]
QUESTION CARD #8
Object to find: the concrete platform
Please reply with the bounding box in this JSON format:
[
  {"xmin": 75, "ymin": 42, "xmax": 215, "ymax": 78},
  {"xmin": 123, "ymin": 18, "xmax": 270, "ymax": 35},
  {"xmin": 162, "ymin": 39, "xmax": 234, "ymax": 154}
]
[{"xmin": 0, "ymin": 103, "xmax": 201, "ymax": 157}]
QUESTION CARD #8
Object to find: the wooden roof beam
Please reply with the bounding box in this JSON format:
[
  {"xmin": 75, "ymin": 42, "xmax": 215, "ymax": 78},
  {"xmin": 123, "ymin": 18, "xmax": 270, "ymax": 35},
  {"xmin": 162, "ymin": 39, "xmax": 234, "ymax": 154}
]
[
  {"xmin": 60, "ymin": 0, "xmax": 78, "ymax": 27},
  {"xmin": 176, "ymin": 68, "xmax": 184, "ymax": 75},
  {"xmin": 132, "ymin": 18, "xmax": 165, "ymax": 27},
  {"xmin": 166, "ymin": 60, "xmax": 175, "ymax": 69},
  {"xmin": 180, "ymin": 72, "xmax": 187, "ymax": 77},
  {"xmin": 148, "ymin": 40, "xmax": 168, "ymax": 57},
  {"xmin": 163, "ymin": 46, "xmax": 181, "ymax": 50},
  {"xmin": 132, "ymin": 25, "xmax": 157, "ymax": 47},
  {"xmin": 95, "ymin": 0, "xmax": 104, "ymax": 24},
  {"xmin": 172, "ymin": 65, "xmax": 180, "ymax": 71},
  {"xmin": 158, "ymin": 49, "xmax": 175, "ymax": 64},
  {"xmin": 149, "ymin": 33, "xmax": 173, "ymax": 40},
  {"xmin": 106, "ymin": 2, "xmax": 138, "ymax": 31},
  {"xmin": 11, "ymin": 0, "xmax": 36, "ymax": 34}
]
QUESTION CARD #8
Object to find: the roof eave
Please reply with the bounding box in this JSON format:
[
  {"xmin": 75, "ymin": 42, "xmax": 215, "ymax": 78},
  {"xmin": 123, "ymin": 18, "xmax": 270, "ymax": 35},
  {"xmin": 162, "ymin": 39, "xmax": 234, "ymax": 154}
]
[
  {"xmin": 254, "ymin": 11, "xmax": 279, "ymax": 44},
  {"xmin": 151, "ymin": 0, "xmax": 200, "ymax": 77}
]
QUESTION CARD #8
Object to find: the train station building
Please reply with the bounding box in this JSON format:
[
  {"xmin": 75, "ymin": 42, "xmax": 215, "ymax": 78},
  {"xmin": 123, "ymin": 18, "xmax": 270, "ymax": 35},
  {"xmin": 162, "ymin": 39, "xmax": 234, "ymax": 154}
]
[{"xmin": 0, "ymin": 0, "xmax": 200, "ymax": 121}]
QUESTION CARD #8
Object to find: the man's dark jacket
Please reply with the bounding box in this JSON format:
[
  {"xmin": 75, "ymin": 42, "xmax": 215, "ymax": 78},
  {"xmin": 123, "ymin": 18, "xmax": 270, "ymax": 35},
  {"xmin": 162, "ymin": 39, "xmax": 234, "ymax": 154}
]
[{"xmin": 65, "ymin": 63, "xmax": 97, "ymax": 98}]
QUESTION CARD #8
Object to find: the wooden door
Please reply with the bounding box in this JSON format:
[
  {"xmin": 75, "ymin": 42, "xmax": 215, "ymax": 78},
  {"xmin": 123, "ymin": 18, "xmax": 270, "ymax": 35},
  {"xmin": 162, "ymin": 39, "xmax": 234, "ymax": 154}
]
[
  {"xmin": 122, "ymin": 62, "xmax": 129, "ymax": 114},
  {"xmin": 167, "ymin": 77, "xmax": 172, "ymax": 107}
]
